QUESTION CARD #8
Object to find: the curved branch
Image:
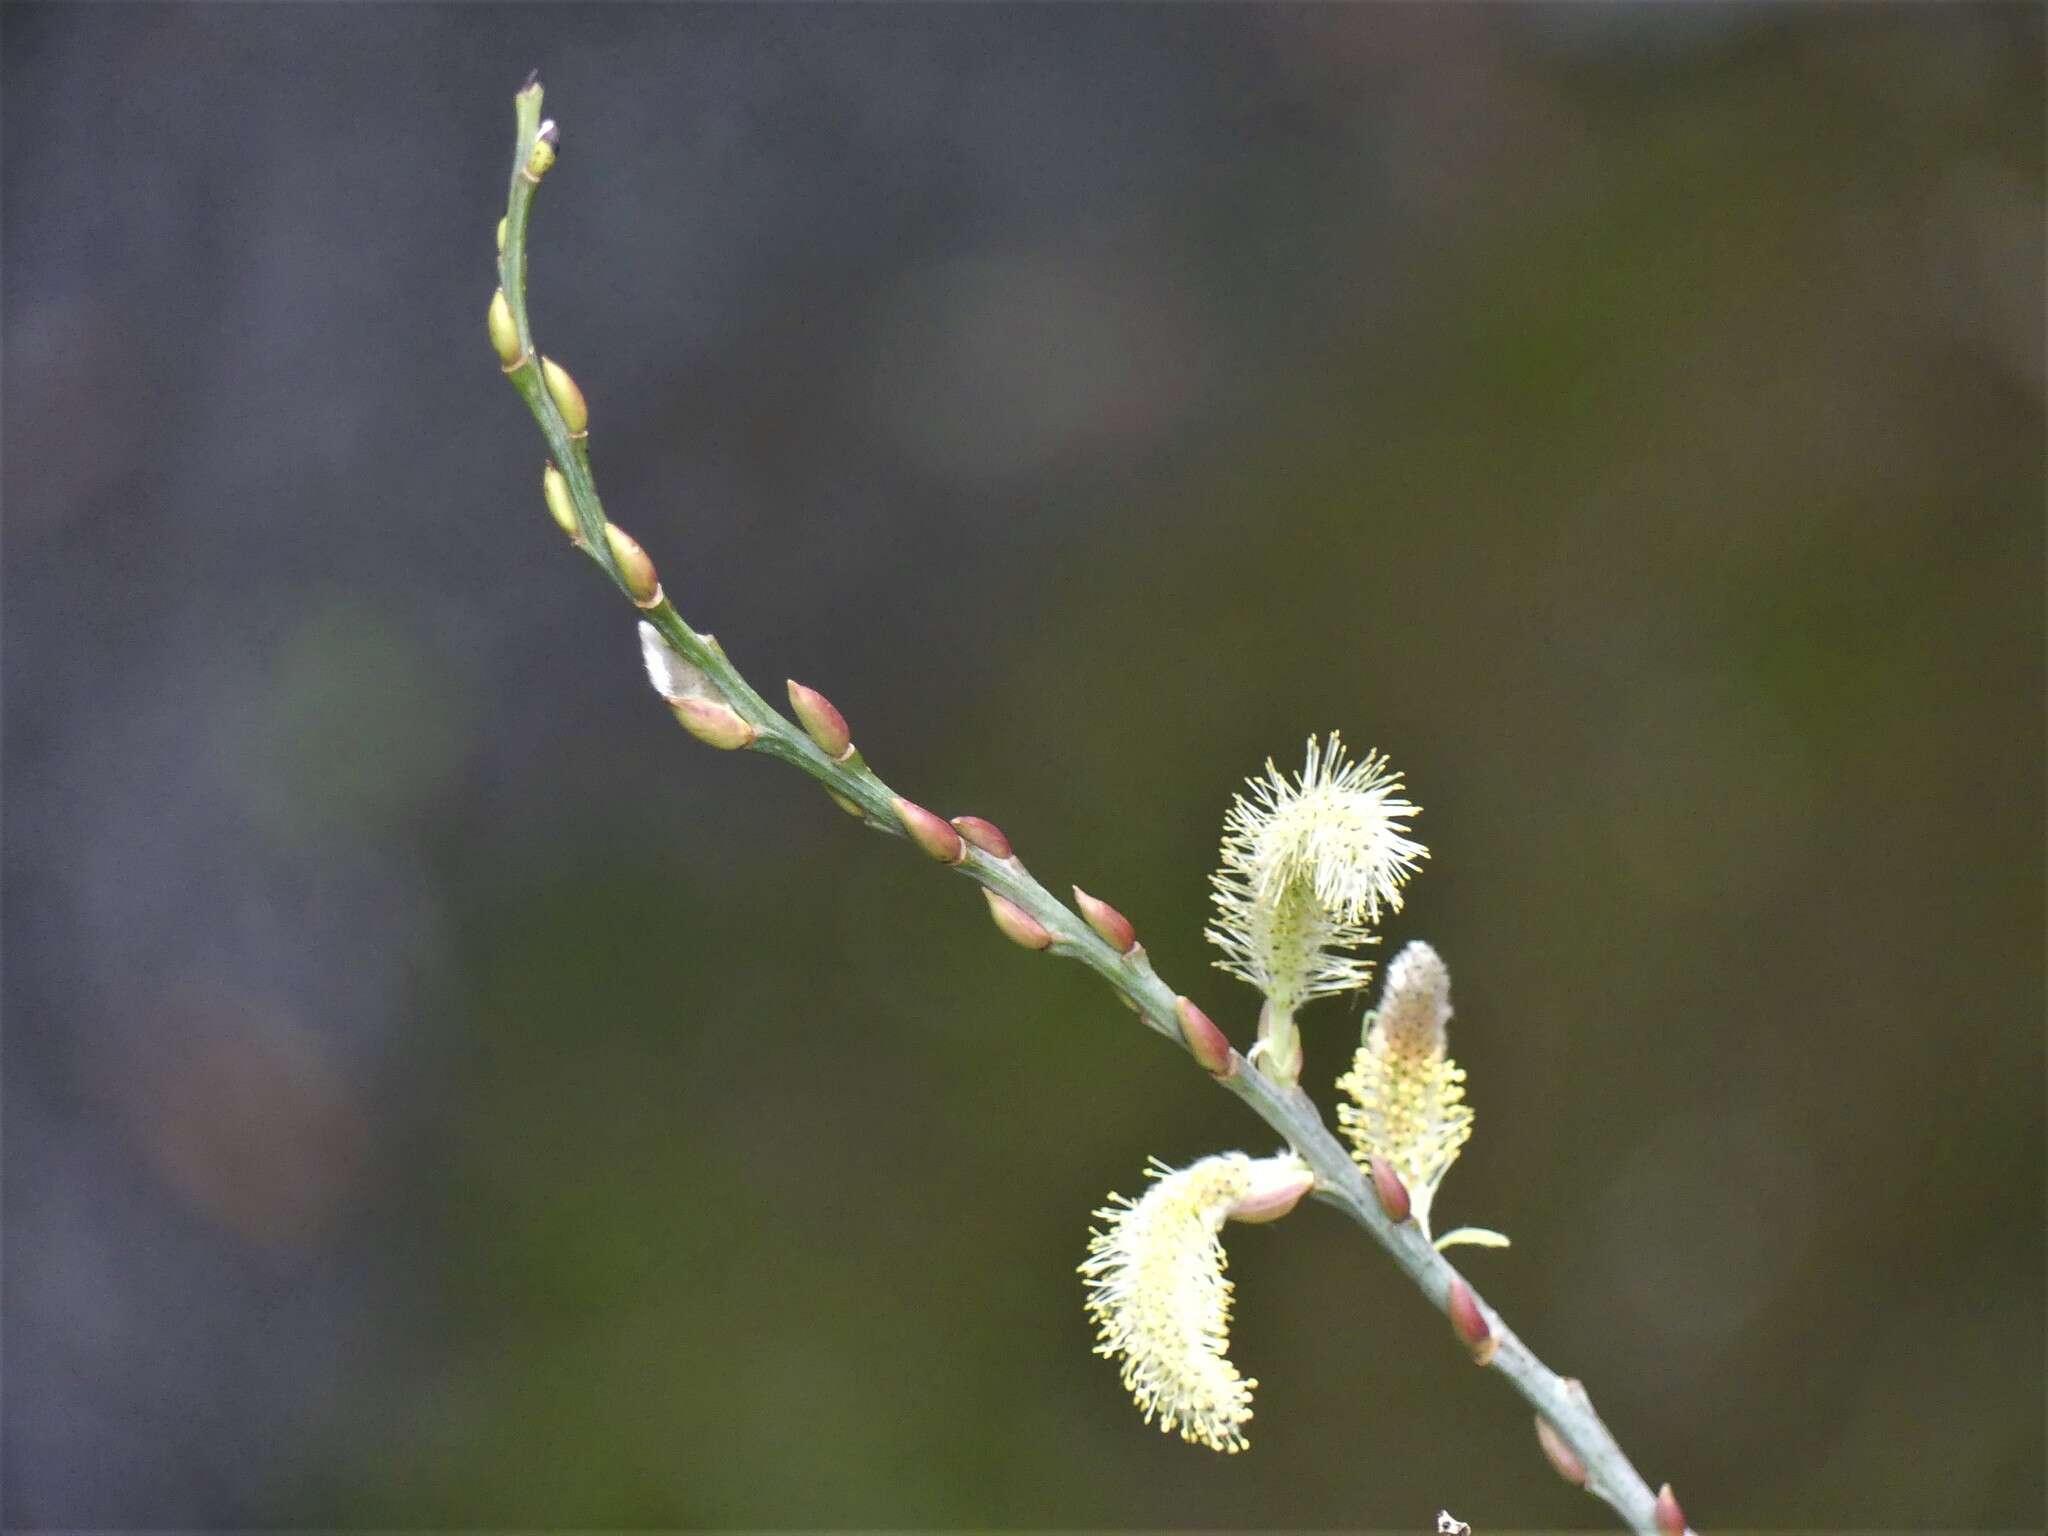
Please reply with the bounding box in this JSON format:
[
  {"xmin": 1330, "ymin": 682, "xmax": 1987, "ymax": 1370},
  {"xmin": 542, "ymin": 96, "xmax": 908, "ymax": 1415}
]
[{"xmin": 488, "ymin": 76, "xmax": 1692, "ymax": 1536}]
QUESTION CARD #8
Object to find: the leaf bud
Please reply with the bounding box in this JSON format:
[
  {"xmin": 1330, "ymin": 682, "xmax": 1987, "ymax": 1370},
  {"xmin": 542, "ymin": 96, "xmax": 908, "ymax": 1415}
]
[
  {"xmin": 602, "ymin": 523, "xmax": 661, "ymax": 607},
  {"xmin": 1174, "ymin": 996, "xmax": 1234, "ymax": 1076},
  {"xmin": 1072, "ymin": 887, "xmax": 1137, "ymax": 953},
  {"xmin": 488, "ymin": 288, "xmax": 523, "ymax": 369},
  {"xmin": 670, "ymin": 697, "xmax": 756, "ymax": 751},
  {"xmin": 785, "ymin": 680, "xmax": 852, "ymax": 759},
  {"xmin": 542, "ymin": 463, "xmax": 579, "ymax": 539},
  {"xmin": 891, "ymin": 797, "xmax": 964, "ymax": 864},
  {"xmin": 982, "ymin": 889, "xmax": 1052, "ymax": 950},
  {"xmin": 1446, "ymin": 1277, "xmax": 1496, "ymax": 1365},
  {"xmin": 1534, "ymin": 1415, "xmax": 1587, "ymax": 1488},
  {"xmin": 1369, "ymin": 1156, "xmax": 1412, "ymax": 1224},
  {"xmin": 540, "ymin": 356, "xmax": 588, "ymax": 436},
  {"xmin": 950, "ymin": 816, "xmax": 1012, "ymax": 859}
]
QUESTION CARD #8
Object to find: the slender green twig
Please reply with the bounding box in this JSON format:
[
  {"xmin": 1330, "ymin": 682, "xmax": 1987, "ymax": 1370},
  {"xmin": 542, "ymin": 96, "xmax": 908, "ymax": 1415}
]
[{"xmin": 488, "ymin": 76, "xmax": 1693, "ymax": 1536}]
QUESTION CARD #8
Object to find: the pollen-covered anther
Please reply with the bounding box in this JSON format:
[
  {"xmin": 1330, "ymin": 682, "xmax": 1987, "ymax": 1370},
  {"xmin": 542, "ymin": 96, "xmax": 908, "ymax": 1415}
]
[
  {"xmin": 951, "ymin": 816, "xmax": 1012, "ymax": 859},
  {"xmin": 785, "ymin": 680, "xmax": 852, "ymax": 758},
  {"xmin": 1072, "ymin": 887, "xmax": 1138, "ymax": 953},
  {"xmin": 670, "ymin": 697, "xmax": 756, "ymax": 750},
  {"xmin": 1080, "ymin": 1152, "xmax": 1302, "ymax": 1453},
  {"xmin": 542, "ymin": 464, "xmax": 580, "ymax": 540},
  {"xmin": 1446, "ymin": 1278, "xmax": 1496, "ymax": 1365},
  {"xmin": 982, "ymin": 890, "xmax": 1052, "ymax": 950},
  {"xmin": 1174, "ymin": 996, "xmax": 1235, "ymax": 1077},
  {"xmin": 488, "ymin": 289, "xmax": 523, "ymax": 370},
  {"xmin": 540, "ymin": 356, "xmax": 588, "ymax": 436},
  {"xmin": 1654, "ymin": 1484, "xmax": 1688, "ymax": 1536},
  {"xmin": 1534, "ymin": 1415, "xmax": 1587, "ymax": 1487},
  {"xmin": 1369, "ymin": 1156, "xmax": 1412, "ymax": 1224},
  {"xmin": 602, "ymin": 524, "xmax": 661, "ymax": 607},
  {"xmin": 892, "ymin": 797, "xmax": 964, "ymax": 864}
]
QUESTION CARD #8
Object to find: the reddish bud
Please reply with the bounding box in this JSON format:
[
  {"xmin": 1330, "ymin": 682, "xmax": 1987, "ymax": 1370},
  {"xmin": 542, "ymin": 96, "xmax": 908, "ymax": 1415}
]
[
  {"xmin": 1226, "ymin": 1163, "xmax": 1315, "ymax": 1224},
  {"xmin": 950, "ymin": 815, "xmax": 1012, "ymax": 859},
  {"xmin": 892, "ymin": 797, "xmax": 964, "ymax": 864},
  {"xmin": 670, "ymin": 697, "xmax": 756, "ymax": 751},
  {"xmin": 982, "ymin": 889, "xmax": 1052, "ymax": 950},
  {"xmin": 785, "ymin": 680, "xmax": 852, "ymax": 758},
  {"xmin": 1653, "ymin": 1484, "xmax": 1687, "ymax": 1535},
  {"xmin": 1534, "ymin": 1416, "xmax": 1587, "ymax": 1487},
  {"xmin": 1369, "ymin": 1156, "xmax": 1412, "ymax": 1224},
  {"xmin": 1446, "ymin": 1278, "xmax": 1496, "ymax": 1365},
  {"xmin": 1071, "ymin": 887, "xmax": 1137, "ymax": 953},
  {"xmin": 1174, "ymin": 996, "xmax": 1234, "ymax": 1076}
]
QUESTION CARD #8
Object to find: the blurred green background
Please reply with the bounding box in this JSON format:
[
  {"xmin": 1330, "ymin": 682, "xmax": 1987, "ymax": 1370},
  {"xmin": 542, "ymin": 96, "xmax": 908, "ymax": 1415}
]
[{"xmin": 4, "ymin": 4, "xmax": 2041, "ymax": 1529}]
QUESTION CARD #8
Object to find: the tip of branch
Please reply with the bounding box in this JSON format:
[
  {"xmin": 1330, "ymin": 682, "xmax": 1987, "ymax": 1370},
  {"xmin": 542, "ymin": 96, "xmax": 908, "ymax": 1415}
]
[{"xmin": 521, "ymin": 68, "xmax": 541, "ymax": 91}]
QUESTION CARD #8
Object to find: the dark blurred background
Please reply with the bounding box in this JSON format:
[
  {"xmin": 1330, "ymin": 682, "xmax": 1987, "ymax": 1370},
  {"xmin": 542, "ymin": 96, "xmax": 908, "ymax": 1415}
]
[{"xmin": 3, "ymin": 4, "xmax": 2041, "ymax": 1529}]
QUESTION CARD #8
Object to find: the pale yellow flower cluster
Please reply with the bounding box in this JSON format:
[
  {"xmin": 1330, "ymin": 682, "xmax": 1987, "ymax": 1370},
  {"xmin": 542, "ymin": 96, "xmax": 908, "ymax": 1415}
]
[
  {"xmin": 1335, "ymin": 940, "xmax": 1473, "ymax": 1238},
  {"xmin": 1205, "ymin": 734, "xmax": 1425, "ymax": 1013},
  {"xmin": 1085, "ymin": 740, "xmax": 1497, "ymax": 1458},
  {"xmin": 1079, "ymin": 1152, "xmax": 1309, "ymax": 1453}
]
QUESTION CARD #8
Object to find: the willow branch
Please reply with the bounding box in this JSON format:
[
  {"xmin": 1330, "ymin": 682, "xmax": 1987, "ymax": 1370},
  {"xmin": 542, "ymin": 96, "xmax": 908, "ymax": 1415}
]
[{"xmin": 487, "ymin": 76, "xmax": 1693, "ymax": 1536}]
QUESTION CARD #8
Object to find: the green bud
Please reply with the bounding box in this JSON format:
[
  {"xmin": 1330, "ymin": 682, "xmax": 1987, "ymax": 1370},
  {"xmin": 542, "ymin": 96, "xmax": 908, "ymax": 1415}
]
[
  {"xmin": 540, "ymin": 356, "xmax": 588, "ymax": 435},
  {"xmin": 524, "ymin": 119, "xmax": 559, "ymax": 182},
  {"xmin": 602, "ymin": 522, "xmax": 660, "ymax": 606},
  {"xmin": 488, "ymin": 288, "xmax": 522, "ymax": 369},
  {"xmin": 542, "ymin": 463, "xmax": 578, "ymax": 539}
]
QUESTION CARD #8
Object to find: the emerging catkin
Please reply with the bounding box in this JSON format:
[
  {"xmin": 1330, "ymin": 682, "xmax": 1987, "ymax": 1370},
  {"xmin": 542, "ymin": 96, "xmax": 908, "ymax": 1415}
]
[{"xmin": 1335, "ymin": 940, "xmax": 1473, "ymax": 1238}]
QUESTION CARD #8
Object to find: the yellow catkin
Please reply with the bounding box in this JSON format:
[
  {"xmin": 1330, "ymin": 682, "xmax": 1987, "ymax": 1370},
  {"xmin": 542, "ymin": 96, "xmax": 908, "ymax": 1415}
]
[
  {"xmin": 1206, "ymin": 733, "xmax": 1426, "ymax": 1009},
  {"xmin": 1336, "ymin": 941, "xmax": 1473, "ymax": 1235},
  {"xmin": 1079, "ymin": 1155, "xmax": 1259, "ymax": 1452}
]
